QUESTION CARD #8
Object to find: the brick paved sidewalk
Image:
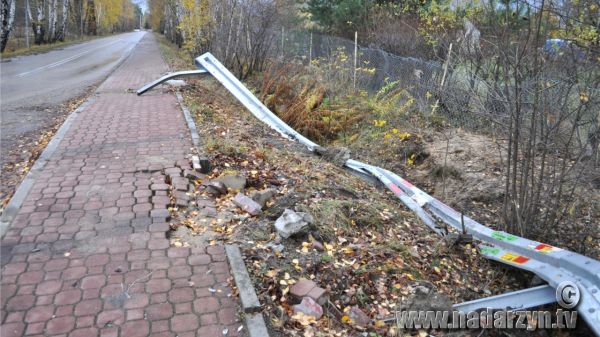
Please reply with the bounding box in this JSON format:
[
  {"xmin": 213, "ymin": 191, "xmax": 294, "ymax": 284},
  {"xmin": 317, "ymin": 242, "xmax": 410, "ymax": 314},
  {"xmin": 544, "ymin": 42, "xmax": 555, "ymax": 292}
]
[{"xmin": 1, "ymin": 34, "xmax": 245, "ymax": 337}]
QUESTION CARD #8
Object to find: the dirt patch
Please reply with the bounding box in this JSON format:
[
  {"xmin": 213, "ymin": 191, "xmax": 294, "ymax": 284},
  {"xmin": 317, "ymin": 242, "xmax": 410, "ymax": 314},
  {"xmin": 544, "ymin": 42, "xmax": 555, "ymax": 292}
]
[{"xmin": 0, "ymin": 88, "xmax": 95, "ymax": 215}]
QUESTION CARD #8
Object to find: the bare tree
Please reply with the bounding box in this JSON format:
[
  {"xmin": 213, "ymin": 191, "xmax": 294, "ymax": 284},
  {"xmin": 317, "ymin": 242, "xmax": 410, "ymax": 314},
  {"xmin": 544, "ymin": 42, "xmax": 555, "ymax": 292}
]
[{"xmin": 0, "ymin": 0, "xmax": 16, "ymax": 52}]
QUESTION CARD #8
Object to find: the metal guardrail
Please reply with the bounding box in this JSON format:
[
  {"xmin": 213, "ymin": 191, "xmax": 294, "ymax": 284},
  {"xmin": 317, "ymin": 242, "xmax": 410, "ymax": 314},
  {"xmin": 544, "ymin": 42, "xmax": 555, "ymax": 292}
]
[{"xmin": 138, "ymin": 52, "xmax": 600, "ymax": 334}]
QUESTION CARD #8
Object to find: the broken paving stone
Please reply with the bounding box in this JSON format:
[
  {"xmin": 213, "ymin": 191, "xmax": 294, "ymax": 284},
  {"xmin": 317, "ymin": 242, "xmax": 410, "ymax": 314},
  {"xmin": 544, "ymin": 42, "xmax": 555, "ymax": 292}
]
[
  {"xmin": 290, "ymin": 279, "xmax": 317, "ymax": 300},
  {"xmin": 348, "ymin": 306, "xmax": 370, "ymax": 327},
  {"xmin": 250, "ymin": 189, "xmax": 275, "ymax": 208},
  {"xmin": 183, "ymin": 169, "xmax": 203, "ymax": 181},
  {"xmin": 232, "ymin": 193, "xmax": 262, "ymax": 216},
  {"xmin": 165, "ymin": 167, "xmax": 182, "ymax": 176},
  {"xmin": 307, "ymin": 286, "xmax": 328, "ymax": 306},
  {"xmin": 274, "ymin": 209, "xmax": 313, "ymax": 239},
  {"xmin": 293, "ymin": 297, "xmax": 323, "ymax": 320},
  {"xmin": 215, "ymin": 174, "xmax": 246, "ymax": 191}
]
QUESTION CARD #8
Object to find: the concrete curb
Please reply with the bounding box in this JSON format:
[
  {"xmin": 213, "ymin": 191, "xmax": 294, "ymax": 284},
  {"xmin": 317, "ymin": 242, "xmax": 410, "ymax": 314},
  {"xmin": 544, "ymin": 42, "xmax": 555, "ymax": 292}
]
[
  {"xmin": 225, "ymin": 245, "xmax": 270, "ymax": 337},
  {"xmin": 0, "ymin": 33, "xmax": 146, "ymax": 238},
  {"xmin": 174, "ymin": 90, "xmax": 211, "ymax": 173}
]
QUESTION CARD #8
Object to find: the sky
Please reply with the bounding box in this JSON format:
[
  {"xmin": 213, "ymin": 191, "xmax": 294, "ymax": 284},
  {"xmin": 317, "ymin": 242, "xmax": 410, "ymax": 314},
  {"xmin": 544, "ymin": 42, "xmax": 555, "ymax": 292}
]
[{"xmin": 132, "ymin": 0, "xmax": 148, "ymax": 13}]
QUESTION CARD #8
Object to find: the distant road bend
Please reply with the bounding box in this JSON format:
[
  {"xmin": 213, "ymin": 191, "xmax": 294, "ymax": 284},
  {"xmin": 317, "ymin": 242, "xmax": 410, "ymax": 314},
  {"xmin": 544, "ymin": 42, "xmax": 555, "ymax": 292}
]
[{"xmin": 0, "ymin": 31, "xmax": 146, "ymax": 166}]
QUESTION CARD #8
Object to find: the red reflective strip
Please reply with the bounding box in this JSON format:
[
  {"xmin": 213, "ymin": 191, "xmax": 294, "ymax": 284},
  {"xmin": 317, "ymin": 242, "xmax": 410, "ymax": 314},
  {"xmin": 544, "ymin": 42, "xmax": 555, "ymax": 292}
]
[
  {"xmin": 535, "ymin": 244, "xmax": 550, "ymax": 250},
  {"xmin": 389, "ymin": 183, "xmax": 402, "ymax": 195},
  {"xmin": 513, "ymin": 256, "xmax": 529, "ymax": 264},
  {"xmin": 401, "ymin": 178, "xmax": 413, "ymax": 188}
]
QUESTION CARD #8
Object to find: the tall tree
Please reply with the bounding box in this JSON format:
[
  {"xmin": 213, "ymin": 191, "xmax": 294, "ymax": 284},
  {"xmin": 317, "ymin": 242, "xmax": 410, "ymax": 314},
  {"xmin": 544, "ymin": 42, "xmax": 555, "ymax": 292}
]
[
  {"xmin": 48, "ymin": 0, "xmax": 58, "ymax": 41},
  {"xmin": 0, "ymin": 0, "xmax": 16, "ymax": 52},
  {"xmin": 32, "ymin": 0, "xmax": 46, "ymax": 44},
  {"xmin": 56, "ymin": 0, "xmax": 69, "ymax": 41},
  {"xmin": 85, "ymin": 0, "xmax": 97, "ymax": 34}
]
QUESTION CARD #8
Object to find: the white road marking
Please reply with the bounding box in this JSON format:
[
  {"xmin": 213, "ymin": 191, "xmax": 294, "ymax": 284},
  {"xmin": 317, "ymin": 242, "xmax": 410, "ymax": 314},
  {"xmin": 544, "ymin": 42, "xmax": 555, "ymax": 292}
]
[{"xmin": 15, "ymin": 39, "xmax": 124, "ymax": 78}]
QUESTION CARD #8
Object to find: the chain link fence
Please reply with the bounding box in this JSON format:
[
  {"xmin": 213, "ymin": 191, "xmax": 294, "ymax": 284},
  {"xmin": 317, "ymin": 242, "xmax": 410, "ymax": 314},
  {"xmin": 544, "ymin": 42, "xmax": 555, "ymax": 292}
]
[
  {"xmin": 269, "ymin": 28, "xmax": 515, "ymax": 134},
  {"xmin": 266, "ymin": 27, "xmax": 600, "ymax": 143}
]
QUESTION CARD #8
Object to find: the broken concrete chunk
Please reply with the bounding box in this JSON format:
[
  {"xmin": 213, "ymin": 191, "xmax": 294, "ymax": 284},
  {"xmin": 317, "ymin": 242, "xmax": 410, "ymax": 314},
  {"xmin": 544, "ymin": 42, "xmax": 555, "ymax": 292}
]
[
  {"xmin": 274, "ymin": 209, "xmax": 313, "ymax": 238},
  {"xmin": 265, "ymin": 242, "xmax": 284, "ymax": 254},
  {"xmin": 192, "ymin": 156, "xmax": 201, "ymax": 171},
  {"xmin": 204, "ymin": 181, "xmax": 227, "ymax": 196},
  {"xmin": 216, "ymin": 174, "xmax": 246, "ymax": 191},
  {"xmin": 233, "ymin": 193, "xmax": 262, "ymax": 216},
  {"xmin": 249, "ymin": 189, "xmax": 275, "ymax": 208},
  {"xmin": 293, "ymin": 297, "xmax": 323, "ymax": 320},
  {"xmin": 348, "ymin": 306, "xmax": 370, "ymax": 327}
]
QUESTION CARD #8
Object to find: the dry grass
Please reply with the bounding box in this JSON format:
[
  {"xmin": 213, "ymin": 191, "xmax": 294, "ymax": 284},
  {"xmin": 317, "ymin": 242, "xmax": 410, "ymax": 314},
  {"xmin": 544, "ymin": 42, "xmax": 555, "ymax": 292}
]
[
  {"xmin": 1, "ymin": 35, "xmax": 104, "ymax": 59},
  {"xmin": 260, "ymin": 63, "xmax": 363, "ymax": 143}
]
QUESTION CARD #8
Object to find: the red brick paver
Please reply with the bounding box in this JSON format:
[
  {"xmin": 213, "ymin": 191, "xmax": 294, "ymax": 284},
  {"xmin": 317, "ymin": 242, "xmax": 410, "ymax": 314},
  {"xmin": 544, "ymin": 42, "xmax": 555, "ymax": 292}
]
[{"xmin": 1, "ymin": 34, "xmax": 245, "ymax": 336}]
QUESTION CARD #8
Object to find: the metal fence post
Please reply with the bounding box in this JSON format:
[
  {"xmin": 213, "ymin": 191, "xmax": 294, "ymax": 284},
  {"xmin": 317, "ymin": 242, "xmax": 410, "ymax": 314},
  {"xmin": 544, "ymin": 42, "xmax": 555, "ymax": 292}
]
[
  {"xmin": 281, "ymin": 27, "xmax": 284, "ymax": 58},
  {"xmin": 309, "ymin": 31, "xmax": 313, "ymax": 66},
  {"xmin": 353, "ymin": 31, "xmax": 358, "ymax": 89}
]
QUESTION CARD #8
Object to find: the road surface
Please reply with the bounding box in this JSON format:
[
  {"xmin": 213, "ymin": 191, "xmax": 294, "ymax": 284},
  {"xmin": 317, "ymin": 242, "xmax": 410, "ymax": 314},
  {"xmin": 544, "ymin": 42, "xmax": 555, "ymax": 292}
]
[{"xmin": 0, "ymin": 31, "xmax": 146, "ymax": 165}]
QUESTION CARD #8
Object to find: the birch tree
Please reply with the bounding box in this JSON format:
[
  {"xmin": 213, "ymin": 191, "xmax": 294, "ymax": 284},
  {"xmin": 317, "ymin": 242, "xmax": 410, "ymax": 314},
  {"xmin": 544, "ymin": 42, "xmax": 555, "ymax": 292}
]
[
  {"xmin": 0, "ymin": 0, "xmax": 16, "ymax": 52},
  {"xmin": 56, "ymin": 0, "xmax": 69, "ymax": 41},
  {"xmin": 32, "ymin": 0, "xmax": 46, "ymax": 44},
  {"xmin": 48, "ymin": 0, "xmax": 57, "ymax": 41}
]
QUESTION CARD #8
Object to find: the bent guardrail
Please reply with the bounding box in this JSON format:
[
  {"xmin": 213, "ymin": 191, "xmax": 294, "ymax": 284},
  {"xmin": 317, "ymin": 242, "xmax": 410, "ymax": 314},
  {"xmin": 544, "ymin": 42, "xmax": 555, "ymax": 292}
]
[{"xmin": 138, "ymin": 52, "xmax": 600, "ymax": 334}]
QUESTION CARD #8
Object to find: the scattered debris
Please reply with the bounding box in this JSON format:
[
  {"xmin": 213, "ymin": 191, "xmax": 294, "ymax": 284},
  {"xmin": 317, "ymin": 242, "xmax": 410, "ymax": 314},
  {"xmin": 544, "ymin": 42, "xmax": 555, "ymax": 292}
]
[
  {"xmin": 314, "ymin": 146, "xmax": 351, "ymax": 166},
  {"xmin": 216, "ymin": 173, "xmax": 246, "ymax": 191},
  {"xmin": 233, "ymin": 193, "xmax": 262, "ymax": 216},
  {"xmin": 274, "ymin": 209, "xmax": 313, "ymax": 238},
  {"xmin": 204, "ymin": 181, "xmax": 227, "ymax": 196},
  {"xmin": 347, "ymin": 306, "xmax": 370, "ymax": 328},
  {"xmin": 293, "ymin": 297, "xmax": 324, "ymax": 320},
  {"xmin": 249, "ymin": 189, "xmax": 275, "ymax": 208}
]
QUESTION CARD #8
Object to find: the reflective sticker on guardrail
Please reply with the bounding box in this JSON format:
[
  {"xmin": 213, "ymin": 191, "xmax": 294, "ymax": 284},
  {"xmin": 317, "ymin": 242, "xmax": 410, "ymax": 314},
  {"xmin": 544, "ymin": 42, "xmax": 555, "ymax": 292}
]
[
  {"xmin": 389, "ymin": 183, "xmax": 402, "ymax": 195},
  {"xmin": 400, "ymin": 178, "xmax": 413, "ymax": 188},
  {"xmin": 491, "ymin": 231, "xmax": 519, "ymax": 242},
  {"xmin": 500, "ymin": 253, "xmax": 529, "ymax": 264},
  {"xmin": 479, "ymin": 246, "xmax": 500, "ymax": 255},
  {"xmin": 531, "ymin": 243, "xmax": 562, "ymax": 254}
]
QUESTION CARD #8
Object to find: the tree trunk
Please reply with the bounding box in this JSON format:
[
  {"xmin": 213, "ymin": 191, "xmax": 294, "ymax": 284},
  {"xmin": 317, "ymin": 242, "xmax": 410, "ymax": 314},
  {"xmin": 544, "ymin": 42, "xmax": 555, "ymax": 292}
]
[
  {"xmin": 0, "ymin": 0, "xmax": 16, "ymax": 52},
  {"xmin": 84, "ymin": 0, "xmax": 96, "ymax": 35},
  {"xmin": 56, "ymin": 0, "xmax": 68, "ymax": 41},
  {"xmin": 33, "ymin": 0, "xmax": 45, "ymax": 45},
  {"xmin": 47, "ymin": 0, "xmax": 57, "ymax": 41}
]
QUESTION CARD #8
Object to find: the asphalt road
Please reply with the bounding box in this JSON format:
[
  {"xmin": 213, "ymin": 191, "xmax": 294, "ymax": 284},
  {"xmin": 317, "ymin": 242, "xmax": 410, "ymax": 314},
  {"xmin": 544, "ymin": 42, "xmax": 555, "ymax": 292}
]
[{"xmin": 0, "ymin": 31, "xmax": 146, "ymax": 165}]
